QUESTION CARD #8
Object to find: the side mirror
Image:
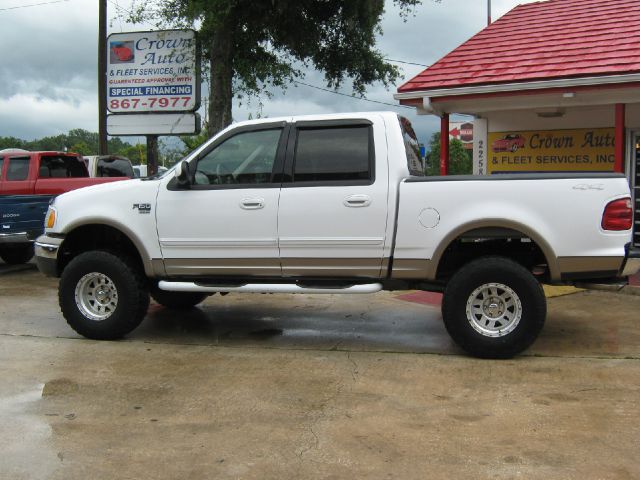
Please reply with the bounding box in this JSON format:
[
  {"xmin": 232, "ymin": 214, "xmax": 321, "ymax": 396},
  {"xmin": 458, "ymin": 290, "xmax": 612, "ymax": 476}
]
[{"xmin": 176, "ymin": 161, "xmax": 192, "ymax": 188}]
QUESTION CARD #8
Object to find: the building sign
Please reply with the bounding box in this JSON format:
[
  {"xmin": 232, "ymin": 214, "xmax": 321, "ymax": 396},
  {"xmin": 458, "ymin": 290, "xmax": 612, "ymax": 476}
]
[
  {"xmin": 107, "ymin": 112, "xmax": 201, "ymax": 136},
  {"xmin": 488, "ymin": 128, "xmax": 616, "ymax": 173},
  {"xmin": 107, "ymin": 29, "xmax": 199, "ymax": 114},
  {"xmin": 473, "ymin": 118, "xmax": 487, "ymax": 175},
  {"xmin": 449, "ymin": 121, "xmax": 474, "ymax": 150}
]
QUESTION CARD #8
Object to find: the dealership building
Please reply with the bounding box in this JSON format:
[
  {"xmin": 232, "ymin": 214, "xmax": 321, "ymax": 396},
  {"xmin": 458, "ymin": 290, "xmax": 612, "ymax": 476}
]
[{"xmin": 395, "ymin": 0, "xmax": 639, "ymax": 248}]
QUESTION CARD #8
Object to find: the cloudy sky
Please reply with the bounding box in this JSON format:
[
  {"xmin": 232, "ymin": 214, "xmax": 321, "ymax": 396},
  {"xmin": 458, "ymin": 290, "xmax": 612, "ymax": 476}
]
[{"xmin": 0, "ymin": 0, "xmax": 539, "ymax": 145}]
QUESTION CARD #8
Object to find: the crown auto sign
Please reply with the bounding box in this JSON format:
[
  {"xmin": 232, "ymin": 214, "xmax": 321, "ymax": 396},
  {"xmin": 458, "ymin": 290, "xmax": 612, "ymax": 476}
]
[{"xmin": 106, "ymin": 29, "xmax": 199, "ymax": 113}]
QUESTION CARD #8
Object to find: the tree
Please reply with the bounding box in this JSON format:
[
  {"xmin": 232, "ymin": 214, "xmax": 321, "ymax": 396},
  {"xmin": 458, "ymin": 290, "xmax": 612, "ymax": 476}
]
[
  {"xmin": 0, "ymin": 136, "xmax": 28, "ymax": 150},
  {"xmin": 426, "ymin": 132, "xmax": 472, "ymax": 176},
  {"xmin": 116, "ymin": 143, "xmax": 147, "ymax": 164},
  {"xmin": 0, "ymin": 130, "xmax": 142, "ymax": 160},
  {"xmin": 129, "ymin": 0, "xmax": 423, "ymax": 136},
  {"xmin": 69, "ymin": 141, "xmax": 93, "ymax": 156}
]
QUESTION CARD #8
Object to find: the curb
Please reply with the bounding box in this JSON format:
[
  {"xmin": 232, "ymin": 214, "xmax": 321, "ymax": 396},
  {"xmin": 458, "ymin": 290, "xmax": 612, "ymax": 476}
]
[{"xmin": 575, "ymin": 282, "xmax": 640, "ymax": 297}]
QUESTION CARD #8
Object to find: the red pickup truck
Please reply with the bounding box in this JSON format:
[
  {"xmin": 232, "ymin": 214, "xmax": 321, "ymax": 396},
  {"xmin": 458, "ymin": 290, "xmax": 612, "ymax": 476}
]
[
  {"xmin": 0, "ymin": 151, "xmax": 127, "ymax": 195},
  {"xmin": 0, "ymin": 151, "xmax": 127, "ymax": 264}
]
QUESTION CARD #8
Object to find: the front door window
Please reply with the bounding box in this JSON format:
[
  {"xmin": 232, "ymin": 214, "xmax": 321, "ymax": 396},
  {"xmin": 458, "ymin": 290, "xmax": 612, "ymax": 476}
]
[{"xmin": 194, "ymin": 129, "xmax": 281, "ymax": 186}]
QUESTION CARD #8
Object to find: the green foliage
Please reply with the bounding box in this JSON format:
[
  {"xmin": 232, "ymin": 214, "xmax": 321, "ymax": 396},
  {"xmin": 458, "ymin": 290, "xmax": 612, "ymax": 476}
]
[
  {"xmin": 180, "ymin": 128, "xmax": 210, "ymax": 152},
  {"xmin": 0, "ymin": 136, "xmax": 28, "ymax": 150},
  {"xmin": 127, "ymin": 0, "xmax": 424, "ymax": 134},
  {"xmin": 117, "ymin": 144, "xmax": 147, "ymax": 164},
  {"xmin": 0, "ymin": 130, "xmax": 146, "ymax": 163},
  {"xmin": 69, "ymin": 141, "xmax": 93, "ymax": 156},
  {"xmin": 426, "ymin": 132, "xmax": 473, "ymax": 176},
  {"xmin": 0, "ymin": 129, "xmax": 129, "ymax": 155}
]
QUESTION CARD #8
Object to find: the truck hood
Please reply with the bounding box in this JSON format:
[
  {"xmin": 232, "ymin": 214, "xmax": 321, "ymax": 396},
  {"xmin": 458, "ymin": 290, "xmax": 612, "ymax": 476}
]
[
  {"xmin": 34, "ymin": 176, "xmax": 130, "ymax": 196},
  {"xmin": 49, "ymin": 178, "xmax": 162, "ymax": 234}
]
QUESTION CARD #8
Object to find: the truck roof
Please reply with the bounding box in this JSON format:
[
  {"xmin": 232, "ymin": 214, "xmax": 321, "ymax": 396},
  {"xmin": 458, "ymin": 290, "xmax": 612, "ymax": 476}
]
[
  {"xmin": 227, "ymin": 111, "xmax": 397, "ymax": 130},
  {"xmin": 0, "ymin": 150, "xmax": 81, "ymax": 157}
]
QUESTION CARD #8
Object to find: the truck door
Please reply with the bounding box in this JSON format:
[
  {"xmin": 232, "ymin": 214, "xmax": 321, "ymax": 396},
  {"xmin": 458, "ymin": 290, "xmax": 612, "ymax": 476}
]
[
  {"xmin": 155, "ymin": 124, "xmax": 287, "ymax": 277},
  {"xmin": 1, "ymin": 155, "xmax": 34, "ymax": 195},
  {"xmin": 277, "ymin": 117, "xmax": 390, "ymax": 278}
]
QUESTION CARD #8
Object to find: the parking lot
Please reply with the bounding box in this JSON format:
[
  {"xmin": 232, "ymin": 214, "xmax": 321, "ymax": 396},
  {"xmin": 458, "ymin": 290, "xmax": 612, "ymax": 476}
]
[{"xmin": 1, "ymin": 262, "xmax": 639, "ymax": 479}]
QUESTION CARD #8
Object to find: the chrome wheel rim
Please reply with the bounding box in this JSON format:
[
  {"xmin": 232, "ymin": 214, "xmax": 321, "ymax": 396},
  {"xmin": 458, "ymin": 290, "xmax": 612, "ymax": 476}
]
[
  {"xmin": 74, "ymin": 272, "xmax": 118, "ymax": 321},
  {"xmin": 466, "ymin": 282, "xmax": 522, "ymax": 337}
]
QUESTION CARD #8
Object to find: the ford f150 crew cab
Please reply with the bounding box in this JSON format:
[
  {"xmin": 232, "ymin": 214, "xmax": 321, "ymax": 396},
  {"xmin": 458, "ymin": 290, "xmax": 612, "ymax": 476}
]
[
  {"xmin": 0, "ymin": 151, "xmax": 127, "ymax": 264},
  {"xmin": 34, "ymin": 112, "xmax": 640, "ymax": 358}
]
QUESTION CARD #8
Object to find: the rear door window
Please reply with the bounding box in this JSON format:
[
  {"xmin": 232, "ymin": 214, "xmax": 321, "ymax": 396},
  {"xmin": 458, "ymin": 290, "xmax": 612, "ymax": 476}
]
[
  {"xmin": 6, "ymin": 156, "xmax": 30, "ymax": 181},
  {"xmin": 292, "ymin": 126, "xmax": 373, "ymax": 184},
  {"xmin": 40, "ymin": 156, "xmax": 88, "ymax": 178}
]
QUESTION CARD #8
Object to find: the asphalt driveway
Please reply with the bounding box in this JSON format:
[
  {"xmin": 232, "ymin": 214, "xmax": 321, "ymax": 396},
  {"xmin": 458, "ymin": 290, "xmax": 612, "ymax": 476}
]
[{"xmin": 1, "ymin": 263, "xmax": 639, "ymax": 479}]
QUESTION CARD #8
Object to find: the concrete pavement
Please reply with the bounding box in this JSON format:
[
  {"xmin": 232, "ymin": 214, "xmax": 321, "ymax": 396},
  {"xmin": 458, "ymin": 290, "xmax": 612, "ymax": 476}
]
[{"xmin": 1, "ymin": 264, "xmax": 639, "ymax": 479}]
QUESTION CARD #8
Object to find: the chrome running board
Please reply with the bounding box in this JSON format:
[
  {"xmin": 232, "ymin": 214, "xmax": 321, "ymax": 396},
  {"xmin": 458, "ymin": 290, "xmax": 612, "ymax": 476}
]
[{"xmin": 158, "ymin": 281, "xmax": 383, "ymax": 295}]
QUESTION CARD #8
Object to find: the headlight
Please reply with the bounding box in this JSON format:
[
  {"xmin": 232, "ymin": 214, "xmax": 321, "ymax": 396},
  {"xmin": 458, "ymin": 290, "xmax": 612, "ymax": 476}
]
[{"xmin": 45, "ymin": 207, "xmax": 57, "ymax": 229}]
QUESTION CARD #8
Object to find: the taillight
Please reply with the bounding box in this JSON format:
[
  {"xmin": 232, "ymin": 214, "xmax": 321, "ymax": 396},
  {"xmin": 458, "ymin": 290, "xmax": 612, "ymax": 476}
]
[{"xmin": 602, "ymin": 198, "xmax": 632, "ymax": 231}]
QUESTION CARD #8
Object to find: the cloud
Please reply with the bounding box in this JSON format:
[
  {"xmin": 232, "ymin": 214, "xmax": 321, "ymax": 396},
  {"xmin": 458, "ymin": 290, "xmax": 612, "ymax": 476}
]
[
  {"xmin": 0, "ymin": 93, "xmax": 97, "ymax": 140},
  {"xmin": 0, "ymin": 0, "xmax": 539, "ymax": 143}
]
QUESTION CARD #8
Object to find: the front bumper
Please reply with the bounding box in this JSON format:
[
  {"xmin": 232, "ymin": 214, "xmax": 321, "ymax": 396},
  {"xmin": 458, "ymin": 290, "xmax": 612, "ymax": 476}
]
[
  {"xmin": 0, "ymin": 231, "xmax": 34, "ymax": 244},
  {"xmin": 621, "ymin": 246, "xmax": 640, "ymax": 277},
  {"xmin": 34, "ymin": 234, "xmax": 63, "ymax": 277}
]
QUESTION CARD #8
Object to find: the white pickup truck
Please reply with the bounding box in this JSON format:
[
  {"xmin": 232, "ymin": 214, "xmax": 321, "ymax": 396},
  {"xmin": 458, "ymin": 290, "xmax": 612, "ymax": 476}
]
[{"xmin": 34, "ymin": 112, "xmax": 639, "ymax": 358}]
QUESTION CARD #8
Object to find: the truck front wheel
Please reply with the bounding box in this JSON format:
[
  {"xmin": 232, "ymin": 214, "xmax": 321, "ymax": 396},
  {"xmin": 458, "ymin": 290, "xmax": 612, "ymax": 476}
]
[
  {"xmin": 0, "ymin": 244, "xmax": 34, "ymax": 265},
  {"xmin": 441, "ymin": 256, "xmax": 546, "ymax": 359},
  {"xmin": 59, "ymin": 251, "xmax": 149, "ymax": 340}
]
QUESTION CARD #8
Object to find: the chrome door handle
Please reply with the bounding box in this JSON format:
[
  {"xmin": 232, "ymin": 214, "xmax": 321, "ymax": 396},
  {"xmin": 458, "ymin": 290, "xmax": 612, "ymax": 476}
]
[
  {"xmin": 240, "ymin": 198, "xmax": 265, "ymax": 210},
  {"xmin": 344, "ymin": 194, "xmax": 371, "ymax": 208}
]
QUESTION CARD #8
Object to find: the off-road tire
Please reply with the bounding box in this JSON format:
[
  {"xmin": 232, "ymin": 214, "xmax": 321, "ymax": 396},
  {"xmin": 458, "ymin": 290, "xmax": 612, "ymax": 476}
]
[
  {"xmin": 59, "ymin": 250, "xmax": 149, "ymax": 340},
  {"xmin": 150, "ymin": 283, "xmax": 209, "ymax": 309},
  {"xmin": 441, "ymin": 256, "xmax": 546, "ymax": 359},
  {"xmin": 0, "ymin": 244, "xmax": 34, "ymax": 265}
]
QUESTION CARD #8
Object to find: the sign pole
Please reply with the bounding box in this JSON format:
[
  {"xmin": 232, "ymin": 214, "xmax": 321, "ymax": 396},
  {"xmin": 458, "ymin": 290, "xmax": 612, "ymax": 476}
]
[
  {"xmin": 146, "ymin": 135, "xmax": 158, "ymax": 176},
  {"xmin": 98, "ymin": 0, "xmax": 108, "ymax": 155}
]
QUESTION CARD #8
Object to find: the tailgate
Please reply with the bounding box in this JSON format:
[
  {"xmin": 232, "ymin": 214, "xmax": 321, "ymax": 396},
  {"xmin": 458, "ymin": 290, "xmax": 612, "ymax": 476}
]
[{"xmin": 0, "ymin": 195, "xmax": 51, "ymax": 239}]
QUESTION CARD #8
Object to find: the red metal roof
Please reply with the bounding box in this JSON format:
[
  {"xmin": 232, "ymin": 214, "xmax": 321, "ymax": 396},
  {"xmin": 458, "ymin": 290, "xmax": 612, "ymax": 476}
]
[{"xmin": 398, "ymin": 0, "xmax": 640, "ymax": 93}]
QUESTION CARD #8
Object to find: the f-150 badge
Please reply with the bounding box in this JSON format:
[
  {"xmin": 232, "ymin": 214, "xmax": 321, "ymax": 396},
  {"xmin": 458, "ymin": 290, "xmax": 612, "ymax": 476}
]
[{"xmin": 133, "ymin": 203, "xmax": 152, "ymax": 214}]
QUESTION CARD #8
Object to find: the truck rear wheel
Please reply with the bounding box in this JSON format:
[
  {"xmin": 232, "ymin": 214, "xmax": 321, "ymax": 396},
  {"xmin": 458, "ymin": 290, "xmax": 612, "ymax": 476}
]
[
  {"xmin": 441, "ymin": 256, "xmax": 546, "ymax": 359},
  {"xmin": 150, "ymin": 283, "xmax": 209, "ymax": 309},
  {"xmin": 0, "ymin": 244, "xmax": 34, "ymax": 265},
  {"xmin": 59, "ymin": 251, "xmax": 149, "ymax": 340}
]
